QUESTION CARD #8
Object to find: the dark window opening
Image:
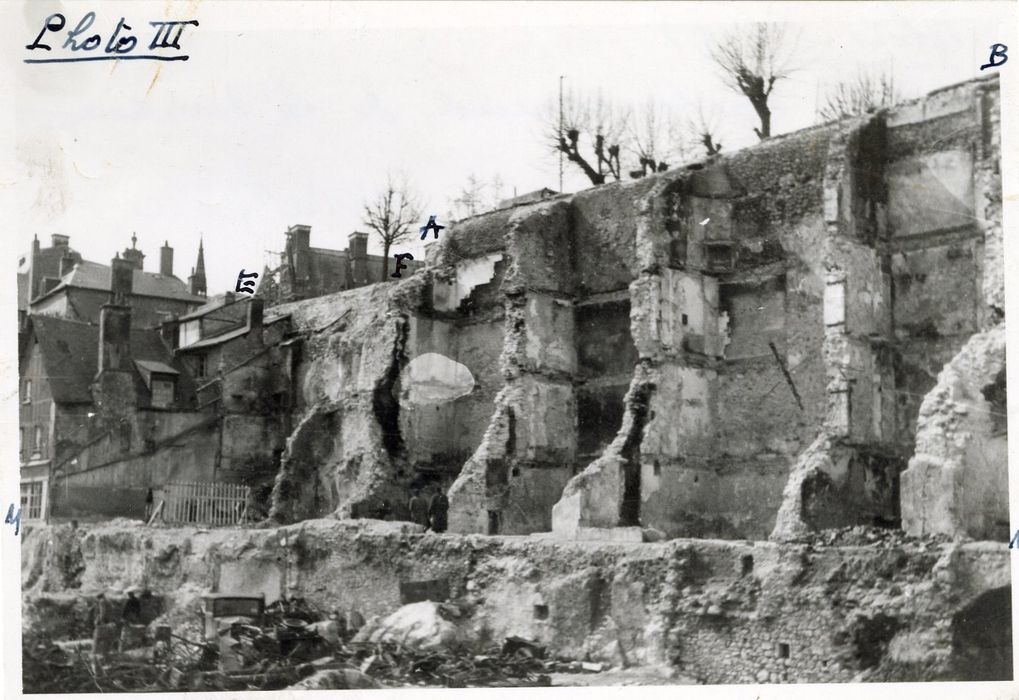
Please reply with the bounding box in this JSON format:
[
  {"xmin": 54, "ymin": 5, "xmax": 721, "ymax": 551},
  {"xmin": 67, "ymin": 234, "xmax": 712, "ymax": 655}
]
[
  {"xmin": 741, "ymin": 554, "xmax": 754, "ymax": 577},
  {"xmin": 511, "ymin": 466, "xmax": 520, "ymax": 477},
  {"xmin": 778, "ymin": 643, "xmax": 790, "ymax": 659},
  {"xmin": 487, "ymin": 510, "xmax": 502, "ymax": 535},
  {"xmin": 533, "ymin": 604, "xmax": 549, "ymax": 621},
  {"xmin": 653, "ymin": 461, "xmax": 661, "ymax": 476},
  {"xmin": 704, "ymin": 240, "xmax": 736, "ymax": 273},
  {"xmin": 619, "ymin": 462, "xmax": 641, "ymax": 526},
  {"xmin": 681, "ymin": 313, "xmax": 689, "ymax": 326}
]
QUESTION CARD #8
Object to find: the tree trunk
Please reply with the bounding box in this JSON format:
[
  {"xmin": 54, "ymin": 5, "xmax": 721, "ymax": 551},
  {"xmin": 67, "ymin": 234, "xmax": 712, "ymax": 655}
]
[
  {"xmin": 753, "ymin": 102, "xmax": 771, "ymax": 140},
  {"xmin": 380, "ymin": 241, "xmax": 390, "ymax": 282}
]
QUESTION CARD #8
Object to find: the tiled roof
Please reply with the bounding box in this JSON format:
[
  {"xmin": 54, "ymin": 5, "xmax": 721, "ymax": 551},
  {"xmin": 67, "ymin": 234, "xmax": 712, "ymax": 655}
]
[
  {"xmin": 37, "ymin": 261, "xmax": 206, "ymax": 303},
  {"xmin": 134, "ymin": 359, "xmax": 179, "ymax": 376},
  {"xmin": 176, "ymin": 293, "xmax": 255, "ymax": 322},
  {"xmin": 176, "ymin": 313, "xmax": 288, "ymax": 351},
  {"xmin": 27, "ymin": 315, "xmax": 195, "ymax": 406}
]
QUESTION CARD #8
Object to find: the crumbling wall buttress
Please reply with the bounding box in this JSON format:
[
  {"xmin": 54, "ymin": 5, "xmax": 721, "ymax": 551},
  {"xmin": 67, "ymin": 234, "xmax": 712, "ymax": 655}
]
[
  {"xmin": 448, "ymin": 200, "xmax": 577, "ymax": 534},
  {"xmin": 900, "ymin": 327, "xmax": 1007, "ymax": 539},
  {"xmin": 771, "ymin": 113, "xmax": 897, "ymax": 540},
  {"xmin": 268, "ymin": 281, "xmax": 426, "ymax": 523},
  {"xmin": 554, "ymin": 172, "xmax": 726, "ymax": 538}
]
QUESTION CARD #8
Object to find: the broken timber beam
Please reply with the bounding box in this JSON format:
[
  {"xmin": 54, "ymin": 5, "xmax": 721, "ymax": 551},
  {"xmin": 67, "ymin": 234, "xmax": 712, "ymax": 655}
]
[{"xmin": 768, "ymin": 341, "xmax": 804, "ymax": 412}]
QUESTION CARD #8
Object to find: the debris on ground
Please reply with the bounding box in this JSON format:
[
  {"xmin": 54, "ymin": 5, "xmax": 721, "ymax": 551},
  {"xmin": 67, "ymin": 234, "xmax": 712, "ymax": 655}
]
[
  {"xmin": 23, "ymin": 594, "xmax": 602, "ymax": 691},
  {"xmin": 351, "ymin": 601, "xmax": 481, "ymax": 651}
]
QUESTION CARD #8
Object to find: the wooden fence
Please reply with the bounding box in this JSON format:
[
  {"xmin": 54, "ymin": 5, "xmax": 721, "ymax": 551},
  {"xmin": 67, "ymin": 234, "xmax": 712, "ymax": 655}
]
[{"xmin": 161, "ymin": 481, "xmax": 250, "ymax": 526}]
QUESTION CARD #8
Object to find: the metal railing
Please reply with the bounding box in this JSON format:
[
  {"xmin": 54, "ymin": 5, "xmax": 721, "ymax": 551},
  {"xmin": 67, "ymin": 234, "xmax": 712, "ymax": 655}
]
[{"xmin": 161, "ymin": 481, "xmax": 250, "ymax": 526}]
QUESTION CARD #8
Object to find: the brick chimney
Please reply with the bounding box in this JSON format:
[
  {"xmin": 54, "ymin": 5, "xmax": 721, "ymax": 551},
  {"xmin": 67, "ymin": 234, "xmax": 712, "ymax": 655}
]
[
  {"xmin": 51, "ymin": 234, "xmax": 70, "ymax": 248},
  {"xmin": 348, "ymin": 231, "xmax": 369, "ymax": 286},
  {"xmin": 98, "ymin": 303, "xmax": 132, "ymax": 372},
  {"xmin": 95, "ymin": 300, "xmax": 137, "ymax": 426},
  {"xmin": 160, "ymin": 240, "xmax": 174, "ymax": 276},
  {"xmin": 59, "ymin": 249, "xmax": 77, "ymax": 277},
  {"xmin": 111, "ymin": 253, "xmax": 134, "ymax": 305},
  {"xmin": 284, "ymin": 225, "xmax": 312, "ymax": 299},
  {"xmin": 288, "ymin": 225, "xmax": 311, "ymax": 252},
  {"xmin": 247, "ymin": 296, "xmax": 264, "ymax": 331}
]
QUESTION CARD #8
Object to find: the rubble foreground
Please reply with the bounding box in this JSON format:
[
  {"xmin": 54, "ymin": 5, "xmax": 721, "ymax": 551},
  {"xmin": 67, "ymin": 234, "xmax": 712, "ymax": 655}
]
[{"xmin": 21, "ymin": 517, "xmax": 1009, "ymax": 689}]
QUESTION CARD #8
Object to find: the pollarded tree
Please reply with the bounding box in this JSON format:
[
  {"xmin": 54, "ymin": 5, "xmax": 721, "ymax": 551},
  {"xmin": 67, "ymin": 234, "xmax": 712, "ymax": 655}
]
[
  {"xmin": 545, "ymin": 87, "xmax": 630, "ymax": 185},
  {"xmin": 710, "ymin": 23, "xmax": 797, "ymax": 140}
]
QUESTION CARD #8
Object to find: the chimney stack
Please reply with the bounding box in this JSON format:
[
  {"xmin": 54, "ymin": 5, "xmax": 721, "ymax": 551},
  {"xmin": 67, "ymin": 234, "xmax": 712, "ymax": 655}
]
[
  {"xmin": 288, "ymin": 225, "xmax": 311, "ymax": 251},
  {"xmin": 160, "ymin": 240, "xmax": 174, "ymax": 276},
  {"xmin": 51, "ymin": 234, "xmax": 70, "ymax": 248},
  {"xmin": 95, "ymin": 300, "xmax": 137, "ymax": 420},
  {"xmin": 348, "ymin": 231, "xmax": 369, "ymax": 285},
  {"xmin": 59, "ymin": 250, "xmax": 77, "ymax": 277},
  {"xmin": 247, "ymin": 296, "xmax": 264, "ymax": 331},
  {"xmin": 111, "ymin": 253, "xmax": 134, "ymax": 305},
  {"xmin": 98, "ymin": 303, "xmax": 132, "ymax": 372}
]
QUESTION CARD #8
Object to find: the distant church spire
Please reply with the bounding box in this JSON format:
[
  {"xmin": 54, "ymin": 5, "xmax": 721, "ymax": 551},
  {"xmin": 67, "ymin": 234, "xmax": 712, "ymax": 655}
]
[{"xmin": 188, "ymin": 237, "xmax": 207, "ymax": 297}]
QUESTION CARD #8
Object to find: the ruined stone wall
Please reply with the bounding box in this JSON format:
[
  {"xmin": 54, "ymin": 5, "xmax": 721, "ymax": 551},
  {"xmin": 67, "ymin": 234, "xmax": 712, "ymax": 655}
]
[
  {"xmin": 258, "ymin": 76, "xmax": 1001, "ymax": 542},
  {"xmin": 553, "ymin": 126, "xmax": 844, "ymax": 540},
  {"xmin": 901, "ymin": 326, "xmax": 1008, "ymax": 539},
  {"xmin": 446, "ymin": 199, "xmax": 579, "ymax": 534},
  {"xmin": 22, "ymin": 520, "xmax": 1012, "ymax": 683},
  {"xmin": 885, "ymin": 76, "xmax": 1001, "ymax": 447},
  {"xmin": 269, "ymin": 281, "xmax": 426, "ymax": 522}
]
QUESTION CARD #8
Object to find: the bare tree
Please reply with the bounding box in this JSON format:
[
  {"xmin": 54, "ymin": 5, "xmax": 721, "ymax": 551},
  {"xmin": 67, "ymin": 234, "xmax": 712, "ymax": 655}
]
[
  {"xmin": 820, "ymin": 71, "xmax": 899, "ymax": 121},
  {"xmin": 362, "ymin": 175, "xmax": 422, "ymax": 281},
  {"xmin": 629, "ymin": 100, "xmax": 680, "ymax": 178},
  {"xmin": 545, "ymin": 88, "xmax": 630, "ymax": 185},
  {"xmin": 449, "ymin": 173, "xmax": 506, "ymax": 220},
  {"xmin": 450, "ymin": 173, "xmax": 486, "ymax": 220},
  {"xmin": 710, "ymin": 23, "xmax": 797, "ymax": 140}
]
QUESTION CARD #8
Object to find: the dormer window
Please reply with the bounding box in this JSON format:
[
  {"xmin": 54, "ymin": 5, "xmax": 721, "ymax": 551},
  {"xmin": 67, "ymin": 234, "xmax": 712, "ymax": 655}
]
[{"xmin": 134, "ymin": 359, "xmax": 180, "ymax": 409}]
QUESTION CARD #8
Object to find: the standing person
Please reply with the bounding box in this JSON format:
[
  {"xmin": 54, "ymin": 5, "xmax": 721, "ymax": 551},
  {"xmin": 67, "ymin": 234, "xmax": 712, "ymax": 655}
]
[
  {"xmin": 144, "ymin": 488, "xmax": 154, "ymax": 522},
  {"xmin": 408, "ymin": 488, "xmax": 429, "ymax": 529},
  {"xmin": 428, "ymin": 485, "xmax": 449, "ymax": 533}
]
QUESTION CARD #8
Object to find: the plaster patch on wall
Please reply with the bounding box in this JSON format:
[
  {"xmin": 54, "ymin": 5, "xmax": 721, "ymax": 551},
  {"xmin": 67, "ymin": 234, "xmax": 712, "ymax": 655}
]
[{"xmin": 400, "ymin": 352, "xmax": 475, "ymax": 405}]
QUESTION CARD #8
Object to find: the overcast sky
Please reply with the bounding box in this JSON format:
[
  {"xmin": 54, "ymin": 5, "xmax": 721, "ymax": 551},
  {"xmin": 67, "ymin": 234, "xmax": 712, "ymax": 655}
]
[{"xmin": 4, "ymin": 1, "xmax": 1013, "ymax": 295}]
